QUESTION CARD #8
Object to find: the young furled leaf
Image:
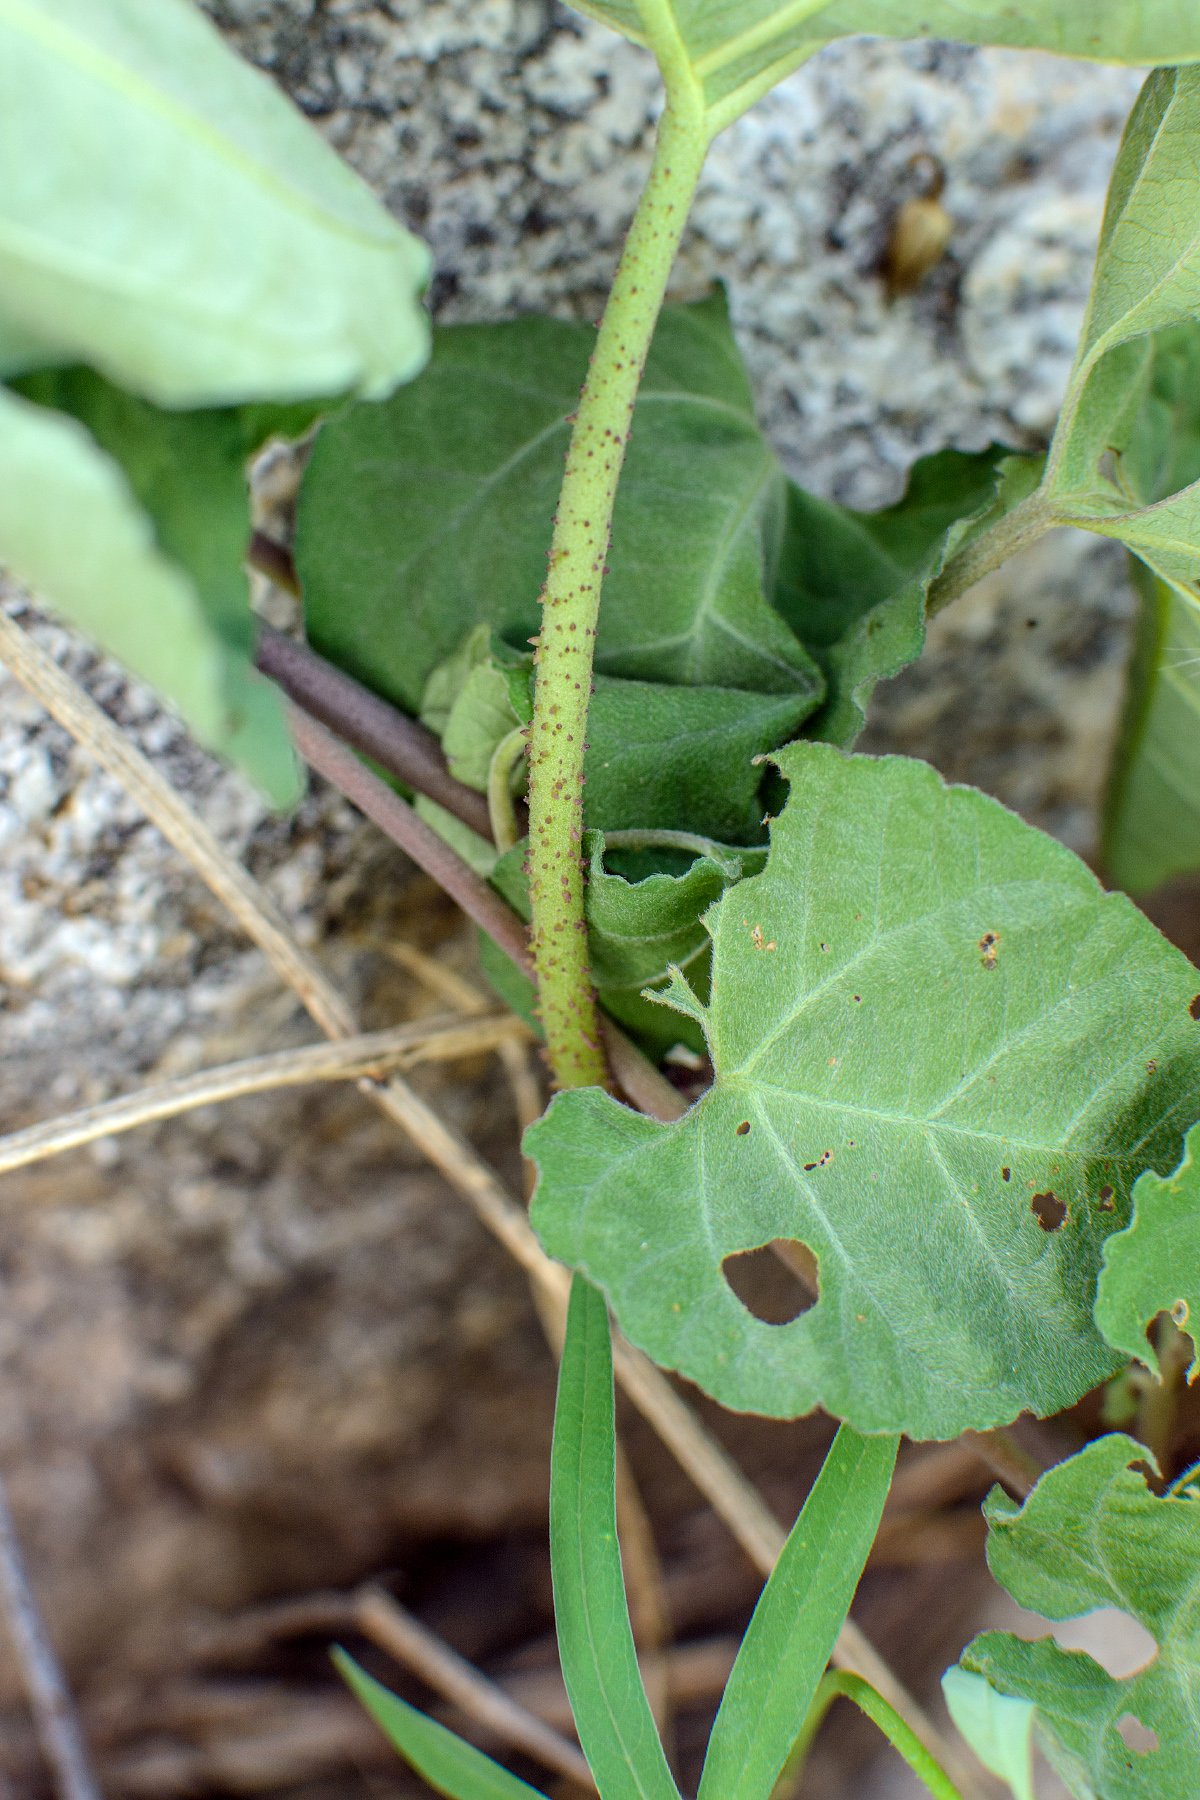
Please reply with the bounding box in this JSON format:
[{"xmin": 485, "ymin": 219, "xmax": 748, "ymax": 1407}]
[
  {"xmin": 0, "ymin": 0, "xmax": 430, "ymax": 405},
  {"xmin": 0, "ymin": 382, "xmax": 301, "ymax": 803},
  {"xmin": 334, "ymin": 1649, "xmax": 548, "ymax": 1800},
  {"xmin": 567, "ymin": 3, "xmax": 1200, "ymax": 137},
  {"xmin": 697, "ymin": 1425, "xmax": 897, "ymax": 1800},
  {"xmin": 955, "ymin": 1434, "xmax": 1200, "ymax": 1799},
  {"xmin": 550, "ymin": 1274, "xmax": 679, "ymax": 1800},
  {"xmin": 297, "ymin": 293, "xmax": 823, "ymax": 715},
  {"xmin": 771, "ymin": 446, "xmax": 1023, "ymax": 746},
  {"xmin": 1095, "ymin": 1119, "xmax": 1200, "ymax": 1380},
  {"xmin": 528, "ymin": 743, "xmax": 1200, "ymax": 1438}
]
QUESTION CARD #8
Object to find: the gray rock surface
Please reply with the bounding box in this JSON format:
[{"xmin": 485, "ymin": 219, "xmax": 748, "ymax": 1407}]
[{"xmin": 0, "ymin": 3, "xmax": 1156, "ymax": 1788}]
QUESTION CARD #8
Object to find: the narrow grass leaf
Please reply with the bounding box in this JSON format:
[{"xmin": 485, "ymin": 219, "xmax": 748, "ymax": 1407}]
[
  {"xmin": 698, "ymin": 1425, "xmax": 897, "ymax": 1800},
  {"xmin": 334, "ymin": 1649, "xmax": 547, "ymax": 1800},
  {"xmin": 550, "ymin": 1274, "xmax": 679, "ymax": 1800}
]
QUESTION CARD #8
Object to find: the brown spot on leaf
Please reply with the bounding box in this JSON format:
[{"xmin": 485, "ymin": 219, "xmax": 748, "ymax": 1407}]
[
  {"xmin": 750, "ymin": 923, "xmax": 776, "ymax": 952},
  {"xmin": 1099, "ymin": 1184, "xmax": 1115, "ymax": 1211},
  {"xmin": 735, "ymin": 1120, "xmax": 751, "ymax": 1137},
  {"xmin": 1191, "ymin": 995, "xmax": 1200, "ymax": 1021},
  {"xmin": 1032, "ymin": 1191, "xmax": 1066, "ymax": 1232},
  {"xmin": 978, "ymin": 930, "xmax": 999, "ymax": 970},
  {"xmin": 1001, "ymin": 1167, "xmax": 1011, "ymax": 1182}
]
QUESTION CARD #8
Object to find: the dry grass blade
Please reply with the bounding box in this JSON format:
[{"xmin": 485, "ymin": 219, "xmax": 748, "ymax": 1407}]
[
  {"xmin": 353, "ymin": 1586, "xmax": 596, "ymax": 1790},
  {"xmin": 0, "ymin": 1467, "xmax": 102, "ymax": 1800},
  {"xmin": 0, "ymin": 1014, "xmax": 531, "ymax": 1180},
  {"xmin": 0, "ymin": 612, "xmax": 985, "ymax": 1800}
]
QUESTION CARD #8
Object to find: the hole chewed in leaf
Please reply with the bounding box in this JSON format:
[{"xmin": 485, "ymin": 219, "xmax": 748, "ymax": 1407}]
[
  {"xmin": 1001, "ymin": 1166, "xmax": 1011, "ymax": 1182},
  {"xmin": 735, "ymin": 1120, "xmax": 751, "ymax": 1137},
  {"xmin": 1031, "ymin": 1191, "xmax": 1067, "ymax": 1232},
  {"xmin": 1099, "ymin": 1183, "xmax": 1115, "ymax": 1211},
  {"xmin": 1117, "ymin": 1714, "xmax": 1159, "ymax": 1755},
  {"xmin": 722, "ymin": 1241, "xmax": 817, "ymax": 1325}
]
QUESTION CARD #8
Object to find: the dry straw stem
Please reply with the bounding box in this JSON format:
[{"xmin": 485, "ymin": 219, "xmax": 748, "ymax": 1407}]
[
  {"xmin": 355, "ymin": 1587, "xmax": 596, "ymax": 1790},
  {"xmin": 0, "ymin": 1466, "xmax": 102, "ymax": 1800},
  {"xmin": 0, "ymin": 1013, "xmax": 531, "ymax": 1180},
  {"xmin": 0, "ymin": 611, "xmax": 982, "ymax": 1799}
]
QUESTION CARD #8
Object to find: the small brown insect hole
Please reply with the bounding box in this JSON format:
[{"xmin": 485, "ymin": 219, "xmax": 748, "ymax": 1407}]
[
  {"xmin": 1098, "ymin": 1184, "xmax": 1115, "ymax": 1210},
  {"xmin": 978, "ymin": 930, "xmax": 999, "ymax": 970},
  {"xmin": 1191, "ymin": 995, "xmax": 1200, "ymax": 1021},
  {"xmin": 1031, "ymin": 1191, "xmax": 1067, "ymax": 1232},
  {"xmin": 1001, "ymin": 1167, "xmax": 1011, "ymax": 1182},
  {"xmin": 735, "ymin": 1120, "xmax": 751, "ymax": 1137}
]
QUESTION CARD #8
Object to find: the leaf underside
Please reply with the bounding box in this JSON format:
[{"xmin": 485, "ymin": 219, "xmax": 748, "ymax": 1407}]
[
  {"xmin": 528, "ymin": 743, "xmax": 1200, "ymax": 1438},
  {"xmin": 958, "ymin": 1433, "xmax": 1200, "ymax": 1799}
]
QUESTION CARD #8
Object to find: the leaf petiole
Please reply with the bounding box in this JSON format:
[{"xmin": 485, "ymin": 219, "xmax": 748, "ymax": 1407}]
[{"xmin": 781, "ymin": 1671, "xmax": 966, "ymax": 1800}]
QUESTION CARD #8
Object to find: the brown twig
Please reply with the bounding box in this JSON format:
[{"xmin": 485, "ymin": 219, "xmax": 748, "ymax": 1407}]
[
  {"xmin": 246, "ymin": 530, "xmax": 301, "ymax": 597},
  {"xmin": 255, "ymin": 625, "xmax": 495, "ymax": 842},
  {"xmin": 354, "ymin": 1586, "xmax": 595, "ymax": 1789},
  {"xmin": 0, "ymin": 1467, "xmax": 102, "ymax": 1800},
  {"xmin": 0, "ymin": 611, "xmax": 984, "ymax": 1800}
]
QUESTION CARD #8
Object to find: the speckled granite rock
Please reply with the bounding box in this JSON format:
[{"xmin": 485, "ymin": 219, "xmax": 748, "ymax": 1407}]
[{"xmin": 0, "ymin": 2, "xmax": 1157, "ymax": 1782}]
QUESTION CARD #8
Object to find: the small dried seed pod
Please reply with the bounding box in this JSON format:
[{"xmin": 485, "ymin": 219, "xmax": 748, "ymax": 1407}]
[{"xmin": 884, "ymin": 154, "xmax": 952, "ymax": 296}]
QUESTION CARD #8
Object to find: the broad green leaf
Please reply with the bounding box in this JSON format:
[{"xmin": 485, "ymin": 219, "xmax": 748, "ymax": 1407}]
[
  {"xmin": 941, "ymin": 1667, "xmax": 1036, "ymax": 1800},
  {"xmin": 333, "ymin": 1649, "xmax": 548, "ymax": 1800},
  {"xmin": 1096, "ymin": 1120, "xmax": 1200, "ymax": 1380},
  {"xmin": 0, "ymin": 381, "xmax": 300, "ymax": 803},
  {"xmin": 771, "ymin": 446, "xmax": 1020, "ymax": 746},
  {"xmin": 697, "ymin": 1425, "xmax": 897, "ymax": 1800},
  {"xmin": 958, "ymin": 1433, "xmax": 1200, "ymax": 1799},
  {"xmin": 567, "ymin": 4, "xmax": 1200, "ymax": 133},
  {"xmin": 8, "ymin": 365, "xmax": 320, "ymax": 801},
  {"xmin": 528, "ymin": 743, "xmax": 1200, "ymax": 1438},
  {"xmin": 297, "ymin": 293, "xmax": 824, "ymax": 715},
  {"xmin": 0, "ymin": 0, "xmax": 430, "ymax": 406},
  {"xmin": 550, "ymin": 1274, "xmax": 679, "ymax": 1800}
]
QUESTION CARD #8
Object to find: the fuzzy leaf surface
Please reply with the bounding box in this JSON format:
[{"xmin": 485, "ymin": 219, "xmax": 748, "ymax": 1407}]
[
  {"xmin": 0, "ymin": 0, "xmax": 430, "ymax": 405},
  {"xmin": 698, "ymin": 1425, "xmax": 896, "ymax": 1800},
  {"xmin": 297, "ymin": 293, "xmax": 823, "ymax": 715},
  {"xmin": 1096, "ymin": 1120, "xmax": 1200, "ymax": 1379},
  {"xmin": 0, "ymin": 381, "xmax": 300, "ymax": 802},
  {"xmin": 551, "ymin": 1275, "xmax": 678, "ymax": 1800},
  {"xmin": 771, "ymin": 445, "xmax": 1016, "ymax": 745},
  {"xmin": 566, "ymin": 4, "xmax": 1199, "ymax": 130},
  {"xmin": 528, "ymin": 743, "xmax": 1200, "ymax": 1437},
  {"xmin": 959, "ymin": 1434, "xmax": 1200, "ymax": 1799},
  {"xmin": 334, "ymin": 1651, "xmax": 546, "ymax": 1800}
]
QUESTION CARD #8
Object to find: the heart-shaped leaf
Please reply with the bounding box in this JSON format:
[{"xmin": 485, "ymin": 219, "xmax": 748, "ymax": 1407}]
[
  {"xmin": 0, "ymin": 380, "xmax": 301, "ymax": 803},
  {"xmin": 0, "ymin": 0, "xmax": 430, "ymax": 405},
  {"xmin": 528, "ymin": 743, "xmax": 1200, "ymax": 1437},
  {"xmin": 568, "ymin": 4, "xmax": 1200, "ymax": 135},
  {"xmin": 955, "ymin": 1433, "xmax": 1200, "ymax": 1799},
  {"xmin": 1095, "ymin": 1119, "xmax": 1200, "ymax": 1379},
  {"xmin": 297, "ymin": 293, "xmax": 823, "ymax": 715}
]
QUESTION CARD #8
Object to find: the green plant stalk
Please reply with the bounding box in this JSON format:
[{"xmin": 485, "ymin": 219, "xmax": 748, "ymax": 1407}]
[
  {"xmin": 526, "ymin": 65, "xmax": 708, "ymax": 1090},
  {"xmin": 779, "ymin": 1671, "xmax": 965, "ymax": 1800},
  {"xmin": 926, "ymin": 489, "xmax": 1054, "ymax": 615}
]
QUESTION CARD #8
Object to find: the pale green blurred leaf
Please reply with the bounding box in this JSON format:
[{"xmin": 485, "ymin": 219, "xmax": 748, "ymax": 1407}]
[
  {"xmin": 0, "ymin": 380, "xmax": 300, "ymax": 803},
  {"xmin": 334, "ymin": 1649, "xmax": 548, "ymax": 1800},
  {"xmin": 959, "ymin": 1434, "xmax": 1200, "ymax": 1799},
  {"xmin": 529, "ymin": 743, "xmax": 1200, "ymax": 1437},
  {"xmin": 0, "ymin": 0, "xmax": 430, "ymax": 406},
  {"xmin": 567, "ymin": 3, "xmax": 1200, "ymax": 130},
  {"xmin": 1096, "ymin": 1119, "xmax": 1200, "ymax": 1379},
  {"xmin": 942, "ymin": 1668, "xmax": 1036, "ymax": 1800},
  {"xmin": 698, "ymin": 1426, "xmax": 897, "ymax": 1800}
]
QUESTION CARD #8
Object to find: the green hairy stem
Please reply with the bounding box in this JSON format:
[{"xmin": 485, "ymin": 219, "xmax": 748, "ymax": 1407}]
[{"xmin": 526, "ymin": 81, "xmax": 708, "ymax": 1088}]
